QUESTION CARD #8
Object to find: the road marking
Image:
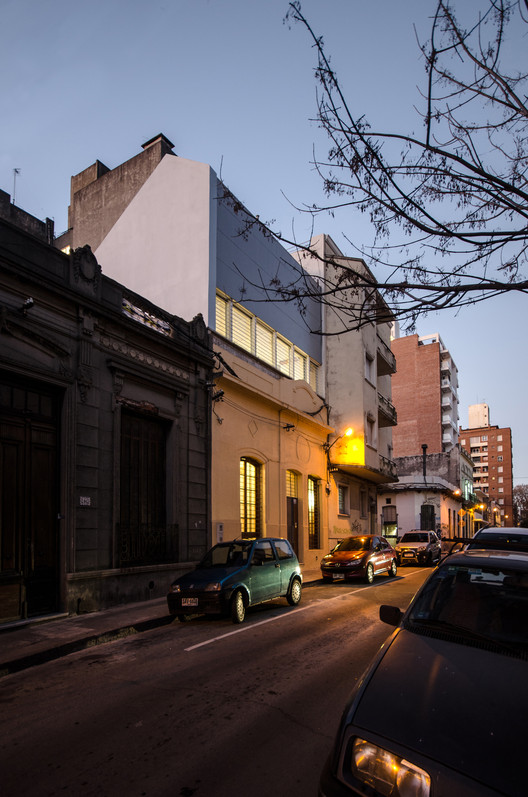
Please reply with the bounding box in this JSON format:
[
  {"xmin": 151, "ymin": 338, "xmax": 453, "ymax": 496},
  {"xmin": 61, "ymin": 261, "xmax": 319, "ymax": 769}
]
[{"xmin": 184, "ymin": 569, "xmax": 428, "ymax": 652}]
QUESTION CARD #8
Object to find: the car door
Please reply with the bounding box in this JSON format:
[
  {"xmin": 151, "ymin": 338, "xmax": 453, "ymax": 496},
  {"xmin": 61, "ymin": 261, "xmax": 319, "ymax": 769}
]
[
  {"xmin": 250, "ymin": 540, "xmax": 281, "ymax": 603},
  {"xmin": 371, "ymin": 536, "xmax": 386, "ymax": 573}
]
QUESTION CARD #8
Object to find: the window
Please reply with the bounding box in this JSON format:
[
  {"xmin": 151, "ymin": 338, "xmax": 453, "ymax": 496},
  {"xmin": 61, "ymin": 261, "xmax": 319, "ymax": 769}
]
[
  {"xmin": 256, "ymin": 321, "xmax": 274, "ymax": 366},
  {"xmin": 286, "ymin": 470, "xmax": 298, "ymax": 497},
  {"xmin": 498, "ymin": 456, "xmax": 503, "ymax": 462},
  {"xmin": 366, "ymin": 416, "xmax": 375, "ymax": 447},
  {"xmin": 481, "ymin": 435, "xmax": 488, "ymax": 441},
  {"xmin": 232, "ymin": 305, "xmax": 252, "ymax": 352},
  {"xmin": 365, "ymin": 353, "xmax": 374, "ymax": 382},
  {"xmin": 294, "ymin": 349, "xmax": 307, "ymax": 381},
  {"xmin": 120, "ymin": 412, "xmax": 168, "ymax": 565},
  {"xmin": 498, "ymin": 435, "xmax": 503, "ymax": 442},
  {"xmin": 498, "ymin": 445, "xmax": 503, "ymax": 452},
  {"xmin": 276, "ymin": 336, "xmax": 291, "ymax": 376},
  {"xmin": 338, "ymin": 485, "xmax": 349, "ymax": 515},
  {"xmin": 274, "ymin": 539, "xmax": 294, "ymax": 560},
  {"xmin": 360, "ymin": 490, "xmax": 367, "ymax": 518},
  {"xmin": 215, "ymin": 292, "xmax": 320, "ymax": 391},
  {"xmin": 308, "ymin": 477, "xmax": 320, "ymax": 549},
  {"xmin": 240, "ymin": 457, "xmax": 261, "ymax": 538}
]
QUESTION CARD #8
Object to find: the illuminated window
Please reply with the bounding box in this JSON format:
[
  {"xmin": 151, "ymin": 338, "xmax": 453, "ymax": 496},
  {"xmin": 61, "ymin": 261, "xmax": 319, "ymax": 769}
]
[
  {"xmin": 240, "ymin": 458, "xmax": 261, "ymax": 538},
  {"xmin": 256, "ymin": 321, "xmax": 274, "ymax": 366},
  {"xmin": 232, "ymin": 305, "xmax": 252, "ymax": 352},
  {"xmin": 286, "ymin": 470, "xmax": 297, "ymax": 497},
  {"xmin": 293, "ymin": 349, "xmax": 307, "ymax": 381},
  {"xmin": 308, "ymin": 477, "xmax": 320, "ymax": 549},
  {"xmin": 215, "ymin": 291, "xmax": 321, "ymax": 391}
]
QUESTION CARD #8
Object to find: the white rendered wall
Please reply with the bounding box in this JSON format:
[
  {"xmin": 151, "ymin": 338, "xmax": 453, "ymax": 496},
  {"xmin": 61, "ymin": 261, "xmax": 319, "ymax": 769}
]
[{"xmin": 95, "ymin": 155, "xmax": 216, "ymax": 324}]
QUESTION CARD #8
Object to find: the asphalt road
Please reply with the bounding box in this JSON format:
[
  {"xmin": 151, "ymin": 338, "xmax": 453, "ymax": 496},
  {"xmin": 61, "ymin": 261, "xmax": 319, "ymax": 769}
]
[{"xmin": 0, "ymin": 568, "xmax": 430, "ymax": 797}]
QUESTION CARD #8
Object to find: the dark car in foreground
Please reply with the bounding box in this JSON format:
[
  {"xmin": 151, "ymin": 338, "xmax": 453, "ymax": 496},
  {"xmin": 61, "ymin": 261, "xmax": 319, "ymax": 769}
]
[
  {"xmin": 321, "ymin": 535, "xmax": 397, "ymax": 584},
  {"xmin": 319, "ymin": 547, "xmax": 528, "ymax": 796},
  {"xmin": 167, "ymin": 537, "xmax": 302, "ymax": 623},
  {"xmin": 394, "ymin": 530, "xmax": 441, "ymax": 566},
  {"xmin": 466, "ymin": 526, "xmax": 528, "ymax": 552}
]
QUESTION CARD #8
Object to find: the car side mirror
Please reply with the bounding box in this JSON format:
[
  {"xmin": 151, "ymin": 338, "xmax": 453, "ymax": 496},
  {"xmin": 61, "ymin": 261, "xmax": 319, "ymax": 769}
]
[{"xmin": 379, "ymin": 604, "xmax": 403, "ymax": 627}]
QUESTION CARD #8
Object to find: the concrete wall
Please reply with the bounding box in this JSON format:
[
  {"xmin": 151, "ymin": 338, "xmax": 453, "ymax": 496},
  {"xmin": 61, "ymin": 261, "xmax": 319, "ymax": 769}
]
[{"xmin": 95, "ymin": 155, "xmax": 216, "ymax": 325}]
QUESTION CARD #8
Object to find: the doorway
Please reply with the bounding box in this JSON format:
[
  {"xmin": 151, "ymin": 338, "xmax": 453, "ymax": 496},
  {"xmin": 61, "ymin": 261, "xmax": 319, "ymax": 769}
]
[{"xmin": 0, "ymin": 376, "xmax": 60, "ymax": 621}]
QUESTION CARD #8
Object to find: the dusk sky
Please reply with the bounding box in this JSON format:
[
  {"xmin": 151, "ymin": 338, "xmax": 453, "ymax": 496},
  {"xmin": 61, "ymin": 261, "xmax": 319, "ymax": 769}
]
[{"xmin": 2, "ymin": 0, "xmax": 526, "ymax": 483}]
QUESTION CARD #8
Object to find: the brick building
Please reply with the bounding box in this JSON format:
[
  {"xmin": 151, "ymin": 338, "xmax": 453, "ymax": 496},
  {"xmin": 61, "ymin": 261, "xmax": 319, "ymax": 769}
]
[{"xmin": 459, "ymin": 404, "xmax": 514, "ymax": 526}]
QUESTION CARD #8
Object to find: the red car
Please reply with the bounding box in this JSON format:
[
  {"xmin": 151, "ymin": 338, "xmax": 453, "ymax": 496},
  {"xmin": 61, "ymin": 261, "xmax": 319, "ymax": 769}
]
[{"xmin": 321, "ymin": 535, "xmax": 397, "ymax": 584}]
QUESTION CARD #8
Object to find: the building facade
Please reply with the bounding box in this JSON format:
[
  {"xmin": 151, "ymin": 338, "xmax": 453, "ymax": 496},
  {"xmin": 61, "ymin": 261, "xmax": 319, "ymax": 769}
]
[
  {"xmin": 56, "ymin": 134, "xmax": 398, "ymax": 570},
  {"xmin": 378, "ymin": 331, "xmax": 475, "ymax": 540},
  {"xmin": 0, "ymin": 198, "xmax": 213, "ymax": 621},
  {"xmin": 459, "ymin": 404, "xmax": 514, "ymax": 526}
]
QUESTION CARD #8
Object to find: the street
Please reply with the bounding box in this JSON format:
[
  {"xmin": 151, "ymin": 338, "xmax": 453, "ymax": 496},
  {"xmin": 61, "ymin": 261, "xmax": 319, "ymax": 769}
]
[{"xmin": 0, "ymin": 568, "xmax": 430, "ymax": 797}]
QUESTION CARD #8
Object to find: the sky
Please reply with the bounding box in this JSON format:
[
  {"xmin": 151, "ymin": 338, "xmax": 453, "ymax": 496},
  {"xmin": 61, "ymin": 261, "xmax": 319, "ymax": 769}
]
[{"xmin": 1, "ymin": 0, "xmax": 526, "ymax": 484}]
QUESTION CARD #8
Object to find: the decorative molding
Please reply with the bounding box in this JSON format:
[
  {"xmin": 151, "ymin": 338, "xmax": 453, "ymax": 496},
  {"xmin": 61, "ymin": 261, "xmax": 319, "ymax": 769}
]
[
  {"xmin": 100, "ymin": 336, "xmax": 190, "ymax": 382},
  {"xmin": 72, "ymin": 245, "xmax": 100, "ymax": 293}
]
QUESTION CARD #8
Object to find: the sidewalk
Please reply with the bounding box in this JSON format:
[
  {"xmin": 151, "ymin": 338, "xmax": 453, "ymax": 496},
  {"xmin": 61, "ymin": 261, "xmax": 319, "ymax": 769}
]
[{"xmin": 0, "ymin": 568, "xmax": 321, "ymax": 678}]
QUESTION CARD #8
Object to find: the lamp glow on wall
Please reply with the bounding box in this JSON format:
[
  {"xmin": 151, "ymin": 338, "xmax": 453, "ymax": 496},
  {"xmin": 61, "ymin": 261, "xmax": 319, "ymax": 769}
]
[{"xmin": 324, "ymin": 426, "xmax": 365, "ymax": 466}]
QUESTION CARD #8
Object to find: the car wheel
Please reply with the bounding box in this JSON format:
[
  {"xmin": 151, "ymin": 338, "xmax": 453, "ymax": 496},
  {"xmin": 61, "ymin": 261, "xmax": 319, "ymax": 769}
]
[
  {"xmin": 389, "ymin": 559, "xmax": 397, "ymax": 577},
  {"xmin": 287, "ymin": 578, "xmax": 302, "ymax": 606},
  {"xmin": 231, "ymin": 590, "xmax": 246, "ymax": 624},
  {"xmin": 365, "ymin": 563, "xmax": 374, "ymax": 584}
]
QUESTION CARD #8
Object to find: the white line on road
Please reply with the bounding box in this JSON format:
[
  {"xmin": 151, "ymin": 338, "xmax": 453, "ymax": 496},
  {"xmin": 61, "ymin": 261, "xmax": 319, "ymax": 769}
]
[{"xmin": 184, "ymin": 569, "xmax": 428, "ymax": 652}]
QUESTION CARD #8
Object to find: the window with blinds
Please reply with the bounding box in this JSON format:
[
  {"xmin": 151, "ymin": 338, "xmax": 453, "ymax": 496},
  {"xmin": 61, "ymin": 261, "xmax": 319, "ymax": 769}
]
[
  {"xmin": 276, "ymin": 336, "xmax": 291, "ymax": 376},
  {"xmin": 215, "ymin": 291, "xmax": 321, "ymax": 392},
  {"xmin": 256, "ymin": 321, "xmax": 274, "ymax": 366},
  {"xmin": 232, "ymin": 305, "xmax": 252, "ymax": 353}
]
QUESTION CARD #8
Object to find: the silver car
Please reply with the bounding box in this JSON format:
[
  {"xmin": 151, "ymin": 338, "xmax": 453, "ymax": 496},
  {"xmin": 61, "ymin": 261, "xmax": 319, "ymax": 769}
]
[{"xmin": 395, "ymin": 530, "xmax": 441, "ymax": 566}]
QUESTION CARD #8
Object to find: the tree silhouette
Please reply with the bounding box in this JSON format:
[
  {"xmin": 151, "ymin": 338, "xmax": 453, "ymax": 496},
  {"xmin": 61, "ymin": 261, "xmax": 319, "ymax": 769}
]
[{"xmin": 255, "ymin": 0, "xmax": 528, "ymax": 332}]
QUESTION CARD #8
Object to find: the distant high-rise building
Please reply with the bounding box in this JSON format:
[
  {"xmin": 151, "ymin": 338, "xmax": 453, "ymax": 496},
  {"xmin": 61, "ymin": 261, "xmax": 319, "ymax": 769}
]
[
  {"xmin": 391, "ymin": 332, "xmax": 459, "ymax": 457},
  {"xmin": 459, "ymin": 406, "xmax": 514, "ymax": 526}
]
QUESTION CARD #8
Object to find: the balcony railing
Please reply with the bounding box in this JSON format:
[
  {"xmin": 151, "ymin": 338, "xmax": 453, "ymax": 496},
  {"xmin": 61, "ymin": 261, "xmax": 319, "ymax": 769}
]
[{"xmin": 378, "ymin": 392, "xmax": 397, "ymax": 427}]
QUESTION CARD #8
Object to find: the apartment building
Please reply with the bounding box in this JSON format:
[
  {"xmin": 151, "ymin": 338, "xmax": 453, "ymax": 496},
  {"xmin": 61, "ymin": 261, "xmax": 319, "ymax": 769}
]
[
  {"xmin": 459, "ymin": 404, "xmax": 514, "ymax": 526},
  {"xmin": 378, "ymin": 332, "xmax": 472, "ymax": 540},
  {"xmin": 56, "ymin": 134, "xmax": 398, "ymax": 570}
]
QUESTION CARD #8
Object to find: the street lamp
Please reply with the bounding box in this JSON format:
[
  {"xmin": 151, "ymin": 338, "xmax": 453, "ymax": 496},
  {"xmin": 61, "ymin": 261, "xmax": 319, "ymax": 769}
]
[{"xmin": 323, "ymin": 427, "xmax": 353, "ymax": 453}]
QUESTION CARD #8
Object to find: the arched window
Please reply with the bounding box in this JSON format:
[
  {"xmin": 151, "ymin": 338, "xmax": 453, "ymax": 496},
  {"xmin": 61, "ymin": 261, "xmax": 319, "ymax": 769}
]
[{"xmin": 240, "ymin": 457, "xmax": 261, "ymax": 538}]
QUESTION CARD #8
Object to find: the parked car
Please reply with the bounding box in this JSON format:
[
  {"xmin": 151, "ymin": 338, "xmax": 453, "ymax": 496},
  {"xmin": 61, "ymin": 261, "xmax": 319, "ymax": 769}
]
[
  {"xmin": 394, "ymin": 530, "xmax": 441, "ymax": 566},
  {"xmin": 466, "ymin": 526, "xmax": 528, "ymax": 552},
  {"xmin": 167, "ymin": 537, "xmax": 302, "ymax": 624},
  {"xmin": 321, "ymin": 535, "xmax": 397, "ymax": 584},
  {"xmin": 319, "ymin": 547, "xmax": 528, "ymax": 796}
]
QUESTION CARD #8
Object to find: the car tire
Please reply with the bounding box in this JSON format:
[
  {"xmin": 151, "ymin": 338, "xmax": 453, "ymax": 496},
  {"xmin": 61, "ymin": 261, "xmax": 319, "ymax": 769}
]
[
  {"xmin": 389, "ymin": 559, "xmax": 397, "ymax": 577},
  {"xmin": 287, "ymin": 578, "xmax": 302, "ymax": 606},
  {"xmin": 231, "ymin": 590, "xmax": 246, "ymax": 624},
  {"xmin": 365, "ymin": 563, "xmax": 374, "ymax": 584}
]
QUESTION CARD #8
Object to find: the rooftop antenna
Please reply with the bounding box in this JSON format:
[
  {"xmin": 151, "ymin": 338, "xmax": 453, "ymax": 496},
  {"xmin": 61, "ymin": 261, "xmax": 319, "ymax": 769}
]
[{"xmin": 12, "ymin": 168, "xmax": 20, "ymax": 204}]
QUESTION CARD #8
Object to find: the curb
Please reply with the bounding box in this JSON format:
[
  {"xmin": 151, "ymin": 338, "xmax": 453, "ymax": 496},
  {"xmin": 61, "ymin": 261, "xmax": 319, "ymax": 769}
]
[{"xmin": 0, "ymin": 614, "xmax": 174, "ymax": 679}]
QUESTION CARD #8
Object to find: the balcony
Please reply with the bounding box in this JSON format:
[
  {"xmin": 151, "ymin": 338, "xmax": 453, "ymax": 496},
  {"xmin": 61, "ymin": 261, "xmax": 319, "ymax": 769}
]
[
  {"xmin": 376, "ymin": 334, "xmax": 396, "ymax": 376},
  {"xmin": 378, "ymin": 392, "xmax": 397, "ymax": 427}
]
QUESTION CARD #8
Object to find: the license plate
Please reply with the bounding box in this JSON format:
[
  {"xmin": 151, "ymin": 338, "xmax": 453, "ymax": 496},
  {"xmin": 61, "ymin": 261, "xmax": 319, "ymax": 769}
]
[
  {"xmin": 403, "ymin": 552, "xmax": 414, "ymax": 558},
  {"xmin": 182, "ymin": 598, "xmax": 199, "ymax": 607},
  {"xmin": 333, "ymin": 573, "xmax": 345, "ymax": 581}
]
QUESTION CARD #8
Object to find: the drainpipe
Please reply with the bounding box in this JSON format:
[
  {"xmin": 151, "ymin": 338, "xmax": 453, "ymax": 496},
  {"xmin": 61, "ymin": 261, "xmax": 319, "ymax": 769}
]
[{"xmin": 422, "ymin": 444, "xmax": 428, "ymax": 484}]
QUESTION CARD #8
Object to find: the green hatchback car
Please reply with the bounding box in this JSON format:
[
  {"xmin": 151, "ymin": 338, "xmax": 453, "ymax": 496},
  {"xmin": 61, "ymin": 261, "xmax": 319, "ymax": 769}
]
[{"xmin": 167, "ymin": 537, "xmax": 303, "ymax": 623}]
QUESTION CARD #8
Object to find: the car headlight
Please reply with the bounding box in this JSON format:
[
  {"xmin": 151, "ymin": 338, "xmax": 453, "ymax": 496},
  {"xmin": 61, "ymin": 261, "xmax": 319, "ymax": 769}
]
[
  {"xmin": 351, "ymin": 738, "xmax": 430, "ymax": 797},
  {"xmin": 204, "ymin": 582, "xmax": 221, "ymax": 592},
  {"xmin": 169, "ymin": 584, "xmax": 181, "ymax": 593}
]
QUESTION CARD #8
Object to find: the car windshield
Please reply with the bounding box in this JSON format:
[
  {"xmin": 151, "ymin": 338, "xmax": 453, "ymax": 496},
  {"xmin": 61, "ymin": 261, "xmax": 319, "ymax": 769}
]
[
  {"xmin": 400, "ymin": 533, "xmax": 429, "ymax": 543},
  {"xmin": 468, "ymin": 533, "xmax": 528, "ymax": 552},
  {"xmin": 333, "ymin": 537, "xmax": 371, "ymax": 552},
  {"xmin": 198, "ymin": 541, "xmax": 252, "ymax": 568},
  {"xmin": 406, "ymin": 563, "xmax": 528, "ymax": 653}
]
